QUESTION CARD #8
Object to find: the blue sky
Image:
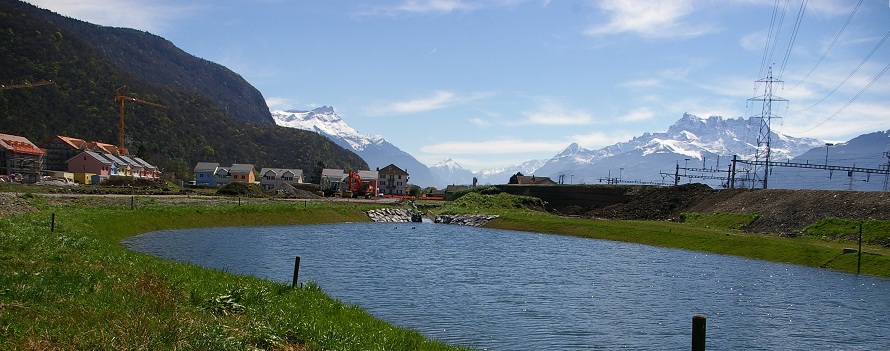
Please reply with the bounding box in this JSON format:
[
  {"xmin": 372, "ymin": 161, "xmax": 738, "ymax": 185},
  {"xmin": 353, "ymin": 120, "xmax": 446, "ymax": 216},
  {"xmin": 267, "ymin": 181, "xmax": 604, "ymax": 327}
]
[{"xmin": 26, "ymin": 0, "xmax": 890, "ymax": 171}]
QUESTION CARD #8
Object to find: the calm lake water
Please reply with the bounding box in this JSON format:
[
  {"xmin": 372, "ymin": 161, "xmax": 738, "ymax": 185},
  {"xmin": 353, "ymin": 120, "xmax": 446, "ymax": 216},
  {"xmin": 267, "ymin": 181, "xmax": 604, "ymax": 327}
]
[{"xmin": 123, "ymin": 222, "xmax": 890, "ymax": 350}]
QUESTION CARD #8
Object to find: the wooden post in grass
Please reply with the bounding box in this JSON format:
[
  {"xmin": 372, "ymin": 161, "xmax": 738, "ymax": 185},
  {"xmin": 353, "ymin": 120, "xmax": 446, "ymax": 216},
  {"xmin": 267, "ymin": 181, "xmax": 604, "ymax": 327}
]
[
  {"xmin": 130, "ymin": 195, "xmax": 135, "ymax": 210},
  {"xmin": 51, "ymin": 213, "xmax": 55, "ymax": 232},
  {"xmin": 292, "ymin": 256, "xmax": 301, "ymax": 288},
  {"xmin": 692, "ymin": 315, "xmax": 706, "ymax": 351}
]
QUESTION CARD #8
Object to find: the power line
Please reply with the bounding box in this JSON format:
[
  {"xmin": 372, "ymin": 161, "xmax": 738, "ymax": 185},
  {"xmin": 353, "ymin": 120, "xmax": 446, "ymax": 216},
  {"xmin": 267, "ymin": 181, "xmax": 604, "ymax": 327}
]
[
  {"xmin": 789, "ymin": 0, "xmax": 863, "ymax": 89},
  {"xmin": 796, "ymin": 61, "xmax": 890, "ymax": 133},
  {"xmin": 777, "ymin": 0, "xmax": 807, "ymax": 80},
  {"xmin": 796, "ymin": 28, "xmax": 890, "ymax": 113},
  {"xmin": 759, "ymin": 0, "xmax": 784, "ymax": 78}
]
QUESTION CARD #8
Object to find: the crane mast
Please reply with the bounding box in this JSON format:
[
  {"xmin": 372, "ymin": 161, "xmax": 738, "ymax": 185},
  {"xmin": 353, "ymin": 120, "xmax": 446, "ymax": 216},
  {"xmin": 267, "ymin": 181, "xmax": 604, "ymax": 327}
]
[{"xmin": 114, "ymin": 86, "xmax": 167, "ymax": 153}]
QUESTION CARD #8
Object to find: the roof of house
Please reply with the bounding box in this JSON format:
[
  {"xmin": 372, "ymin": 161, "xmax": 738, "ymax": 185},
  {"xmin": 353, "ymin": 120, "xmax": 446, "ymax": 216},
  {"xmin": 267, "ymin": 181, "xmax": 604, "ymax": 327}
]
[
  {"xmin": 215, "ymin": 167, "xmax": 230, "ymax": 176},
  {"xmin": 378, "ymin": 164, "xmax": 408, "ymax": 176},
  {"xmin": 87, "ymin": 141, "xmax": 120, "ymax": 155},
  {"xmin": 321, "ymin": 168, "xmax": 345, "ymax": 180},
  {"xmin": 0, "ymin": 133, "xmax": 46, "ymax": 156},
  {"xmin": 118, "ymin": 155, "xmax": 143, "ymax": 168},
  {"xmin": 194, "ymin": 162, "xmax": 220, "ymax": 173},
  {"xmin": 132, "ymin": 157, "xmax": 157, "ymax": 170},
  {"xmin": 102, "ymin": 153, "xmax": 128, "ymax": 166},
  {"xmin": 516, "ymin": 175, "xmax": 557, "ymax": 185},
  {"xmin": 445, "ymin": 185, "xmax": 470, "ymax": 193},
  {"xmin": 53, "ymin": 135, "xmax": 87, "ymax": 149},
  {"xmin": 229, "ymin": 164, "xmax": 255, "ymax": 174},
  {"xmin": 357, "ymin": 170, "xmax": 378, "ymax": 180},
  {"xmin": 67, "ymin": 150, "xmax": 113, "ymax": 165},
  {"xmin": 260, "ymin": 168, "xmax": 304, "ymax": 177}
]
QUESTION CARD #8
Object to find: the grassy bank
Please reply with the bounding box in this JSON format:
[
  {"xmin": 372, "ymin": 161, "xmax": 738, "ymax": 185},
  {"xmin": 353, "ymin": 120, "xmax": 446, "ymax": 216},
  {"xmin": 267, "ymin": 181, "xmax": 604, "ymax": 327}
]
[
  {"xmin": 438, "ymin": 192, "xmax": 890, "ymax": 277},
  {"xmin": 0, "ymin": 201, "xmax": 469, "ymax": 350},
  {"xmin": 3, "ymin": 194, "xmax": 888, "ymax": 350}
]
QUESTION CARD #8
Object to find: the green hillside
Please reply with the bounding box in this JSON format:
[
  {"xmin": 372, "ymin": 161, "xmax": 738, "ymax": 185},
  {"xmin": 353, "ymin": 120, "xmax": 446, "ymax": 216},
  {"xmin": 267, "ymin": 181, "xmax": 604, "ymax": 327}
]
[{"xmin": 0, "ymin": 0, "xmax": 366, "ymax": 177}]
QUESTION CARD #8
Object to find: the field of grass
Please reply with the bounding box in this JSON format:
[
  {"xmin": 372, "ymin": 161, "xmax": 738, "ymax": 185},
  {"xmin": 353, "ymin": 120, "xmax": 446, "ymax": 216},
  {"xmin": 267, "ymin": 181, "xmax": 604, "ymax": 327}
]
[
  {"xmin": 3, "ymin": 190, "xmax": 888, "ymax": 350},
  {"xmin": 0, "ymin": 200, "xmax": 469, "ymax": 350}
]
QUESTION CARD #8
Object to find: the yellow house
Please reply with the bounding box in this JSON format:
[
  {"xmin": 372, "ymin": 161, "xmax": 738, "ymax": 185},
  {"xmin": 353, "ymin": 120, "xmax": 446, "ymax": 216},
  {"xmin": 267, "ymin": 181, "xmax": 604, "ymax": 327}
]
[{"xmin": 229, "ymin": 164, "xmax": 256, "ymax": 183}]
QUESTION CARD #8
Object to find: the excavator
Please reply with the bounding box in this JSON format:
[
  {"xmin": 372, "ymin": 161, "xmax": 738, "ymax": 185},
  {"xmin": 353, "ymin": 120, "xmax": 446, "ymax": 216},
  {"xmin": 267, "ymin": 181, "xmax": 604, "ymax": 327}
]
[{"xmin": 344, "ymin": 169, "xmax": 376, "ymax": 198}]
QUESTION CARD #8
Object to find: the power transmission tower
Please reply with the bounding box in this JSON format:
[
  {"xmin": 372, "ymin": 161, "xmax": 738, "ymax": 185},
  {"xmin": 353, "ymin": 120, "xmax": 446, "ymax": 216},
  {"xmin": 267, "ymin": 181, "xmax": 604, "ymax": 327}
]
[{"xmin": 748, "ymin": 67, "xmax": 787, "ymax": 189}]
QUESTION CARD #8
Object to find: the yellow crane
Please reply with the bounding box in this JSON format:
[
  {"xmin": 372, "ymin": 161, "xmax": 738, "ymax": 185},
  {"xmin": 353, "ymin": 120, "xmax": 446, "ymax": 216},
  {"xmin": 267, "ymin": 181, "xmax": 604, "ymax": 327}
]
[
  {"xmin": 0, "ymin": 80, "xmax": 55, "ymax": 91},
  {"xmin": 114, "ymin": 85, "xmax": 167, "ymax": 153}
]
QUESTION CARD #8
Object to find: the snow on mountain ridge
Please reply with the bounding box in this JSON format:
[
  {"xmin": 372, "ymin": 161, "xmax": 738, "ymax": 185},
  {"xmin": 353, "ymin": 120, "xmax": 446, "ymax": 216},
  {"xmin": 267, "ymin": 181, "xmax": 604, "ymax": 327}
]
[
  {"xmin": 272, "ymin": 107, "xmax": 385, "ymax": 152},
  {"xmin": 272, "ymin": 106, "xmax": 444, "ymax": 187}
]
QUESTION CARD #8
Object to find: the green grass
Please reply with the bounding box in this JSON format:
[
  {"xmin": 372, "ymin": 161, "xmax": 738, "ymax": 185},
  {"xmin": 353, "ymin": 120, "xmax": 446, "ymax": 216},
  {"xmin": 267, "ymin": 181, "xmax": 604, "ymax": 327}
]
[
  {"xmin": 0, "ymin": 202, "xmax": 468, "ymax": 351},
  {"xmin": 803, "ymin": 217, "xmax": 890, "ymax": 243},
  {"xmin": 3, "ymin": 192, "xmax": 889, "ymax": 350},
  {"xmin": 678, "ymin": 212, "xmax": 760, "ymax": 230}
]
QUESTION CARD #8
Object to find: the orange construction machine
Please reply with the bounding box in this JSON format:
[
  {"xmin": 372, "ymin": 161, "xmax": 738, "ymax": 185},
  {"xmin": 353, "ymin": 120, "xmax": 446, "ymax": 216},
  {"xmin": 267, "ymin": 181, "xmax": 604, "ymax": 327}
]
[{"xmin": 345, "ymin": 170, "xmax": 376, "ymax": 198}]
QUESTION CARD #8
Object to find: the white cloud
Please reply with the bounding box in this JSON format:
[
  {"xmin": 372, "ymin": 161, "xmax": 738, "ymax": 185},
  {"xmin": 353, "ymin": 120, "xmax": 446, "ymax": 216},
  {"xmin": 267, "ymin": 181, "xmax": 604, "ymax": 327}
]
[
  {"xmin": 619, "ymin": 107, "xmax": 655, "ymax": 122},
  {"xmin": 524, "ymin": 110, "xmax": 593, "ymax": 125},
  {"xmin": 362, "ymin": 0, "xmax": 530, "ymax": 16},
  {"xmin": 420, "ymin": 139, "xmax": 568, "ymax": 154},
  {"xmin": 23, "ymin": 0, "xmax": 198, "ymax": 33},
  {"xmin": 468, "ymin": 118, "xmax": 492, "ymax": 127},
  {"xmin": 265, "ymin": 97, "xmax": 294, "ymax": 110},
  {"xmin": 369, "ymin": 91, "xmax": 493, "ymax": 116},
  {"xmin": 740, "ymin": 31, "xmax": 766, "ymax": 52},
  {"xmin": 619, "ymin": 78, "xmax": 662, "ymax": 89},
  {"xmin": 521, "ymin": 99, "xmax": 594, "ymax": 125},
  {"xmin": 392, "ymin": 0, "xmax": 477, "ymax": 13},
  {"xmin": 585, "ymin": 0, "xmax": 716, "ymax": 38}
]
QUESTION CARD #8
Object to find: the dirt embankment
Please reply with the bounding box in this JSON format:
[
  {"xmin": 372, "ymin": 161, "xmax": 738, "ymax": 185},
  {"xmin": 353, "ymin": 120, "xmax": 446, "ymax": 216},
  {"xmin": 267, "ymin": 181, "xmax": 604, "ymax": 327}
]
[{"xmin": 586, "ymin": 184, "xmax": 890, "ymax": 235}]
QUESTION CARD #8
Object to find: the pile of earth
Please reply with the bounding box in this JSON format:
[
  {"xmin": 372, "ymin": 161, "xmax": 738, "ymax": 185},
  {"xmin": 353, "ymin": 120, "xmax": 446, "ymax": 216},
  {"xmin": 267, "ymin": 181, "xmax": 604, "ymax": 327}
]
[
  {"xmin": 585, "ymin": 184, "xmax": 890, "ymax": 235},
  {"xmin": 0, "ymin": 192, "xmax": 37, "ymax": 217}
]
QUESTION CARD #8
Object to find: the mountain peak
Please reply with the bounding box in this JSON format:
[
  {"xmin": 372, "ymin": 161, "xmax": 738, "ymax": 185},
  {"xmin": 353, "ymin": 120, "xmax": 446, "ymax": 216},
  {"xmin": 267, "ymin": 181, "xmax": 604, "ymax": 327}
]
[{"xmin": 556, "ymin": 142, "xmax": 582, "ymax": 157}]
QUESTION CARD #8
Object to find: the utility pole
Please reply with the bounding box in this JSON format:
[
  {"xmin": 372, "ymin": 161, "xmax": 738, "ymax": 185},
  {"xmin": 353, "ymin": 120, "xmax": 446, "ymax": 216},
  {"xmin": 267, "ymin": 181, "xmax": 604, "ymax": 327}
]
[{"xmin": 748, "ymin": 67, "xmax": 787, "ymax": 189}]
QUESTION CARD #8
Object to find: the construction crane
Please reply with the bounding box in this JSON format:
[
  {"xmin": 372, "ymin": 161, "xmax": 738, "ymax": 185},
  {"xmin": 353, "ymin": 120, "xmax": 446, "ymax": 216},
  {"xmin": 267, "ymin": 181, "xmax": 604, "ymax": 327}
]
[
  {"xmin": 0, "ymin": 80, "xmax": 55, "ymax": 91},
  {"xmin": 114, "ymin": 85, "xmax": 167, "ymax": 152}
]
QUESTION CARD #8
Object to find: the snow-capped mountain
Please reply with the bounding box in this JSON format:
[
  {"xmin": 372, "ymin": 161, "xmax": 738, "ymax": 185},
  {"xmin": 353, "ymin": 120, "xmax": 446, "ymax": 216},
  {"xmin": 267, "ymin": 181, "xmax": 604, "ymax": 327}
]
[
  {"xmin": 534, "ymin": 113, "xmax": 826, "ymax": 186},
  {"xmin": 475, "ymin": 159, "xmax": 547, "ymax": 185},
  {"xmin": 272, "ymin": 107, "xmax": 444, "ymax": 187},
  {"xmin": 430, "ymin": 158, "xmax": 477, "ymax": 186}
]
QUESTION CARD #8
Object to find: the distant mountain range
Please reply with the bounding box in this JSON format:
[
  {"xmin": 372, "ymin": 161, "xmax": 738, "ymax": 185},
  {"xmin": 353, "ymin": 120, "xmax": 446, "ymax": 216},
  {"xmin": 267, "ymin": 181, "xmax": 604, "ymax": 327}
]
[
  {"xmin": 277, "ymin": 108, "xmax": 890, "ymax": 191},
  {"xmin": 271, "ymin": 107, "xmax": 443, "ymax": 187},
  {"xmin": 532, "ymin": 113, "xmax": 826, "ymax": 186}
]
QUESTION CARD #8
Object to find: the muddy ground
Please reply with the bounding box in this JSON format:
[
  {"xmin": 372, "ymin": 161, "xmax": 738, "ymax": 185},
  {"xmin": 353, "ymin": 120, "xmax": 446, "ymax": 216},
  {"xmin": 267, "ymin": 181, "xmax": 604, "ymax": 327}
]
[{"xmin": 585, "ymin": 183, "xmax": 890, "ymax": 235}]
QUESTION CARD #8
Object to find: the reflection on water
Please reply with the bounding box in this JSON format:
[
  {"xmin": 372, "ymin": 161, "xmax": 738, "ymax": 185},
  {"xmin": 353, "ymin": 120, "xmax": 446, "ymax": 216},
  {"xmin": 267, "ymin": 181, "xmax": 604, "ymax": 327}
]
[{"xmin": 124, "ymin": 222, "xmax": 890, "ymax": 350}]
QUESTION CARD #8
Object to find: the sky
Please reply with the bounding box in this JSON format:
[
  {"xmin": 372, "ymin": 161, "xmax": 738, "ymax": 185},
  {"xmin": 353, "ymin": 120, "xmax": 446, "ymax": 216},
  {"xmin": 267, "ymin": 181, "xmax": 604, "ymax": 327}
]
[{"xmin": 24, "ymin": 0, "xmax": 890, "ymax": 171}]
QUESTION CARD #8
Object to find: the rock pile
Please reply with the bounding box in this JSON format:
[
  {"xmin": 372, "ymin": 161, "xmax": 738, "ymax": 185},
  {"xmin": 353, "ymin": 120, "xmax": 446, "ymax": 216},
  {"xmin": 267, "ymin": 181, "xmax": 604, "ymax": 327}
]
[
  {"xmin": 434, "ymin": 214, "xmax": 499, "ymax": 227},
  {"xmin": 366, "ymin": 208, "xmax": 414, "ymax": 222}
]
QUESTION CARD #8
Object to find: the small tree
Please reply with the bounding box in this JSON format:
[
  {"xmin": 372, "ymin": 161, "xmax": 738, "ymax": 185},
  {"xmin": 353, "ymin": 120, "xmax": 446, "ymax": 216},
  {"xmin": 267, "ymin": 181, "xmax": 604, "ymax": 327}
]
[
  {"xmin": 307, "ymin": 161, "xmax": 325, "ymax": 184},
  {"xmin": 508, "ymin": 172, "xmax": 524, "ymax": 184},
  {"xmin": 408, "ymin": 184, "xmax": 422, "ymax": 198}
]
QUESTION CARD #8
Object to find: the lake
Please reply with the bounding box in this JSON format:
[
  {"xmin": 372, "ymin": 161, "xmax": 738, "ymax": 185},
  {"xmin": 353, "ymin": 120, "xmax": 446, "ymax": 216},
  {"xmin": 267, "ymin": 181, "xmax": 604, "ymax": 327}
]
[{"xmin": 123, "ymin": 221, "xmax": 890, "ymax": 350}]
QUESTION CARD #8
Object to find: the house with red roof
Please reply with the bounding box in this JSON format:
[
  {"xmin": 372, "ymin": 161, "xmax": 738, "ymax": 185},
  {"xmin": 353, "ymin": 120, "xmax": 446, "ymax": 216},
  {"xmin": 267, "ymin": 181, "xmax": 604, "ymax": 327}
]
[{"xmin": 0, "ymin": 133, "xmax": 46, "ymax": 183}]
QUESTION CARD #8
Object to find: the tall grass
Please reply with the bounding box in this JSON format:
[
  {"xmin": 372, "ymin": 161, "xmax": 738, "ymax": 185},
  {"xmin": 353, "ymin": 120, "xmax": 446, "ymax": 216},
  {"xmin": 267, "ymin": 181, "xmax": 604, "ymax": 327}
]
[{"xmin": 0, "ymin": 202, "xmax": 469, "ymax": 350}]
